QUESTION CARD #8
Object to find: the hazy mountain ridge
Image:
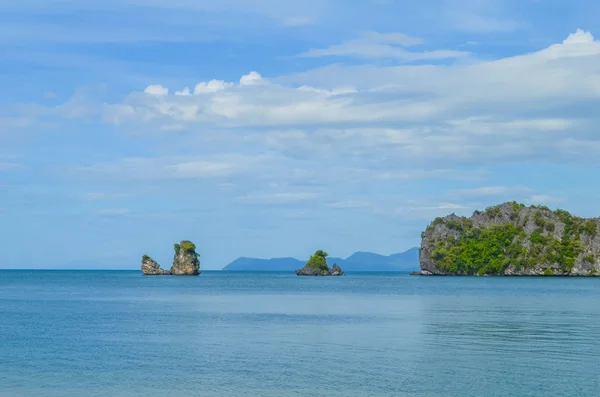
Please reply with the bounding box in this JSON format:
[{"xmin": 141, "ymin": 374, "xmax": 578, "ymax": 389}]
[{"xmin": 222, "ymin": 248, "xmax": 419, "ymax": 271}]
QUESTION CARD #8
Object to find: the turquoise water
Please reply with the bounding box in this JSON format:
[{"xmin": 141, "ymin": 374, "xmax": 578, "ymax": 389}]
[{"xmin": 1, "ymin": 271, "xmax": 599, "ymax": 396}]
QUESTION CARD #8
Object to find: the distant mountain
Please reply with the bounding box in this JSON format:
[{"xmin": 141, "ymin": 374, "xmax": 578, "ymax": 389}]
[
  {"xmin": 223, "ymin": 257, "xmax": 305, "ymax": 271},
  {"xmin": 222, "ymin": 248, "xmax": 419, "ymax": 272}
]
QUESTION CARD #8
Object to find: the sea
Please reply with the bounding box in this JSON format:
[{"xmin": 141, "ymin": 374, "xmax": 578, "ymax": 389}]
[{"xmin": 1, "ymin": 270, "xmax": 599, "ymax": 397}]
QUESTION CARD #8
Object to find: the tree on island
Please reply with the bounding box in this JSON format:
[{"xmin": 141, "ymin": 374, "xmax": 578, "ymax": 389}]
[{"xmin": 306, "ymin": 250, "xmax": 330, "ymax": 272}]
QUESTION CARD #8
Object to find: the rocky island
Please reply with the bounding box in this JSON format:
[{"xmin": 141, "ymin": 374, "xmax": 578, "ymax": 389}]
[
  {"xmin": 141, "ymin": 240, "xmax": 200, "ymax": 276},
  {"xmin": 417, "ymin": 202, "xmax": 600, "ymax": 276},
  {"xmin": 296, "ymin": 250, "xmax": 344, "ymax": 276}
]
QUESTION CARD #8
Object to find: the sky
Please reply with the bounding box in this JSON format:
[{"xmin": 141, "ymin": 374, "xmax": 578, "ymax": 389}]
[{"xmin": 2, "ymin": 0, "xmax": 600, "ymax": 270}]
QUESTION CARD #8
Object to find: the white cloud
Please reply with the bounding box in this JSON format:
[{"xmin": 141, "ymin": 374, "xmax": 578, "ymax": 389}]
[
  {"xmin": 33, "ymin": 29, "xmax": 600, "ymax": 187},
  {"xmin": 194, "ymin": 80, "xmax": 233, "ymax": 94},
  {"xmin": 563, "ymin": 28, "xmax": 594, "ymax": 45},
  {"xmin": 299, "ymin": 31, "xmax": 468, "ymax": 60},
  {"xmin": 102, "ymin": 29, "xmax": 600, "ymax": 133},
  {"xmin": 77, "ymin": 155, "xmax": 261, "ymax": 180},
  {"xmin": 144, "ymin": 85, "xmax": 169, "ymax": 96},
  {"xmin": 175, "ymin": 87, "xmax": 192, "ymax": 96},
  {"xmin": 239, "ymin": 71, "xmax": 262, "ymax": 86}
]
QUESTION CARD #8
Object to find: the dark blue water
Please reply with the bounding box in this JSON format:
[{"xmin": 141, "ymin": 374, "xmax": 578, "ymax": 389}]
[{"xmin": 1, "ymin": 271, "xmax": 599, "ymax": 396}]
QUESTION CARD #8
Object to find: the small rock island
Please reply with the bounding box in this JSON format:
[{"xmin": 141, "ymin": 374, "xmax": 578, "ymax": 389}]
[
  {"xmin": 416, "ymin": 202, "xmax": 600, "ymax": 276},
  {"xmin": 296, "ymin": 250, "xmax": 344, "ymax": 276},
  {"xmin": 141, "ymin": 240, "xmax": 200, "ymax": 276}
]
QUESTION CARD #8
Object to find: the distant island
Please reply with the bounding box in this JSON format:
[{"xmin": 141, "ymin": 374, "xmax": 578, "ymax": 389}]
[
  {"xmin": 417, "ymin": 202, "xmax": 600, "ymax": 276},
  {"xmin": 222, "ymin": 247, "xmax": 419, "ymax": 272},
  {"xmin": 296, "ymin": 250, "xmax": 343, "ymax": 276},
  {"xmin": 141, "ymin": 240, "xmax": 200, "ymax": 276}
]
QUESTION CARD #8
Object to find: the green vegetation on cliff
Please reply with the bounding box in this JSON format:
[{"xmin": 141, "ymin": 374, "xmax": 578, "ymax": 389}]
[
  {"xmin": 306, "ymin": 250, "xmax": 330, "ymax": 272},
  {"xmin": 426, "ymin": 202, "xmax": 599, "ymax": 276},
  {"xmin": 180, "ymin": 241, "xmax": 196, "ymax": 251},
  {"xmin": 432, "ymin": 223, "xmax": 521, "ymax": 275}
]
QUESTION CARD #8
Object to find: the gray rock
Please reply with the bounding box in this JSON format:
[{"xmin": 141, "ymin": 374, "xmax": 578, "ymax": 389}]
[
  {"xmin": 295, "ymin": 262, "xmax": 344, "ymax": 276},
  {"xmin": 330, "ymin": 263, "xmax": 344, "ymax": 276},
  {"xmin": 140, "ymin": 240, "xmax": 201, "ymax": 276},
  {"xmin": 141, "ymin": 255, "xmax": 170, "ymax": 275}
]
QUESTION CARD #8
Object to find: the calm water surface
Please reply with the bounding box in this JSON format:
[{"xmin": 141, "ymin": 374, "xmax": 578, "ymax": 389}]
[{"xmin": 1, "ymin": 271, "xmax": 599, "ymax": 396}]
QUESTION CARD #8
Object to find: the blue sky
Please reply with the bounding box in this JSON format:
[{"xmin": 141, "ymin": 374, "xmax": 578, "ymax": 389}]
[{"xmin": 2, "ymin": 0, "xmax": 600, "ymax": 270}]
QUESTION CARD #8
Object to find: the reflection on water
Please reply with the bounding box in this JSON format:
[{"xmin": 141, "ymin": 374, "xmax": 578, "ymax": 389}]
[{"xmin": 1, "ymin": 271, "xmax": 599, "ymax": 396}]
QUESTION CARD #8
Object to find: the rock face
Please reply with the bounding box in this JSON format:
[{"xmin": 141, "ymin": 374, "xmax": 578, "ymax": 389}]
[
  {"xmin": 330, "ymin": 263, "xmax": 344, "ymax": 276},
  {"xmin": 141, "ymin": 240, "xmax": 200, "ymax": 276},
  {"xmin": 141, "ymin": 255, "xmax": 170, "ymax": 275},
  {"xmin": 296, "ymin": 250, "xmax": 344, "ymax": 276},
  {"xmin": 418, "ymin": 202, "xmax": 600, "ymax": 276},
  {"xmin": 170, "ymin": 241, "xmax": 201, "ymax": 276}
]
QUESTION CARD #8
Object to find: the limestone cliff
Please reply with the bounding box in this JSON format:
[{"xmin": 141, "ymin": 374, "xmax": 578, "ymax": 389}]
[
  {"xmin": 296, "ymin": 250, "xmax": 344, "ymax": 276},
  {"xmin": 170, "ymin": 241, "xmax": 201, "ymax": 275},
  {"xmin": 141, "ymin": 240, "xmax": 200, "ymax": 276},
  {"xmin": 418, "ymin": 202, "xmax": 600, "ymax": 276},
  {"xmin": 141, "ymin": 255, "xmax": 170, "ymax": 275}
]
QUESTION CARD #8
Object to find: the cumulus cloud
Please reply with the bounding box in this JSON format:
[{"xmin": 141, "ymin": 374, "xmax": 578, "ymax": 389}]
[
  {"xmin": 37, "ymin": 29, "xmax": 600, "ymax": 214},
  {"xmin": 103, "ymin": 29, "xmax": 600, "ymax": 123},
  {"xmin": 563, "ymin": 28, "xmax": 594, "ymax": 45},
  {"xmin": 175, "ymin": 87, "xmax": 191, "ymax": 96},
  {"xmin": 194, "ymin": 80, "xmax": 233, "ymax": 94},
  {"xmin": 144, "ymin": 85, "xmax": 169, "ymax": 96},
  {"xmin": 239, "ymin": 71, "xmax": 262, "ymax": 86},
  {"xmin": 93, "ymin": 29, "xmax": 600, "ymax": 179}
]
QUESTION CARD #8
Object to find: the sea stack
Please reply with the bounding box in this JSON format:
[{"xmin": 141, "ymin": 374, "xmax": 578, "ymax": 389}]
[
  {"xmin": 141, "ymin": 255, "xmax": 170, "ymax": 275},
  {"xmin": 141, "ymin": 240, "xmax": 201, "ymax": 276},
  {"xmin": 296, "ymin": 250, "xmax": 344, "ymax": 276},
  {"xmin": 170, "ymin": 241, "xmax": 201, "ymax": 275},
  {"xmin": 417, "ymin": 202, "xmax": 600, "ymax": 276}
]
